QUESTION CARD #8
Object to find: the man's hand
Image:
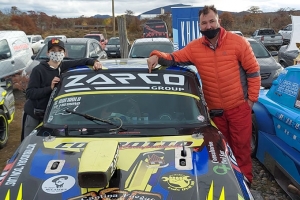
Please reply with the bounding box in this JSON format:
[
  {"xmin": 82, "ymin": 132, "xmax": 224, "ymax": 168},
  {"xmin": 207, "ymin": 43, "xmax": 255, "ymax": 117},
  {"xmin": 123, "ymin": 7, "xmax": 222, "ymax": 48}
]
[
  {"xmin": 93, "ymin": 61, "xmax": 102, "ymax": 70},
  {"xmin": 147, "ymin": 55, "xmax": 159, "ymax": 73},
  {"xmin": 51, "ymin": 76, "xmax": 60, "ymax": 90},
  {"xmin": 247, "ymin": 99, "xmax": 254, "ymax": 108}
]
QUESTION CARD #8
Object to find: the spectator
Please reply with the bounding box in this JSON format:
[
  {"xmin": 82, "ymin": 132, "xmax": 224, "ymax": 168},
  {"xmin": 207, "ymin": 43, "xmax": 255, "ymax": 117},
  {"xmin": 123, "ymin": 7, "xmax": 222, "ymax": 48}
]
[
  {"xmin": 21, "ymin": 38, "xmax": 102, "ymax": 141},
  {"xmin": 147, "ymin": 5, "xmax": 261, "ymax": 186}
]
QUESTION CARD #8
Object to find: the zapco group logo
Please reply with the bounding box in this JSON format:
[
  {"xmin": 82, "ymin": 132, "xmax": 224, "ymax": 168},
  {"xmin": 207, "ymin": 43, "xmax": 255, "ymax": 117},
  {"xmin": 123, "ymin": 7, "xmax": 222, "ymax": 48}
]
[
  {"xmin": 160, "ymin": 172, "xmax": 195, "ymax": 191},
  {"xmin": 62, "ymin": 73, "xmax": 186, "ymax": 93},
  {"xmin": 42, "ymin": 175, "xmax": 75, "ymax": 194}
]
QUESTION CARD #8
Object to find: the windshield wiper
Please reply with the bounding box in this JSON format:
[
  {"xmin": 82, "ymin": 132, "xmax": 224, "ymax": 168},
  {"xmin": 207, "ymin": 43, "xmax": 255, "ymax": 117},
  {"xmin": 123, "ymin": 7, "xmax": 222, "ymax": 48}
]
[{"xmin": 65, "ymin": 109, "xmax": 127, "ymax": 132}]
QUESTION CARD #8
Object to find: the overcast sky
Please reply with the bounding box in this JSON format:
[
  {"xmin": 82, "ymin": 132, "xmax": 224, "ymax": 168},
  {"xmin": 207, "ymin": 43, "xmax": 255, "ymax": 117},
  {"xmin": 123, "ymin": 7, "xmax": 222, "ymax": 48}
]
[{"xmin": 1, "ymin": 0, "xmax": 300, "ymax": 18}]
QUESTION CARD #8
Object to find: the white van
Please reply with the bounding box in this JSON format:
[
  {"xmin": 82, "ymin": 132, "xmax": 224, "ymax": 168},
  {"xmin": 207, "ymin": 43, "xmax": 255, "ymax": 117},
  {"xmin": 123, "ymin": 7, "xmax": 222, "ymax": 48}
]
[{"xmin": 0, "ymin": 31, "xmax": 33, "ymax": 80}]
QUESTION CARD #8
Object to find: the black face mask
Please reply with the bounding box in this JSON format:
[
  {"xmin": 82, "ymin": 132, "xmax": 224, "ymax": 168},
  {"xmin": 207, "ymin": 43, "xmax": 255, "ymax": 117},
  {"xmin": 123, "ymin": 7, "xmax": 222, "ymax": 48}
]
[{"xmin": 200, "ymin": 28, "xmax": 220, "ymax": 39}]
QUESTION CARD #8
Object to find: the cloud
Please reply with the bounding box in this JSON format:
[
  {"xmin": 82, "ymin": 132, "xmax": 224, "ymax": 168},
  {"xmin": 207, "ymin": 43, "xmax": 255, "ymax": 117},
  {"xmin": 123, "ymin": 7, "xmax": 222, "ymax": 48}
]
[{"xmin": 0, "ymin": 0, "xmax": 299, "ymax": 18}]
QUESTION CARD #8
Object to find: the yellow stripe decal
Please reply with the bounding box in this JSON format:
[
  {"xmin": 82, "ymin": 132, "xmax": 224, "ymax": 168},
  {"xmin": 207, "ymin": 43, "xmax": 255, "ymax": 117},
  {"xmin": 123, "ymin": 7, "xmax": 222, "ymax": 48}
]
[
  {"xmin": 219, "ymin": 187, "xmax": 225, "ymax": 200},
  {"xmin": 238, "ymin": 193, "xmax": 245, "ymax": 200},
  {"xmin": 207, "ymin": 180, "xmax": 214, "ymax": 200},
  {"xmin": 54, "ymin": 90, "xmax": 200, "ymax": 101},
  {"xmin": 17, "ymin": 183, "xmax": 22, "ymax": 200},
  {"xmin": 5, "ymin": 189, "xmax": 10, "ymax": 200}
]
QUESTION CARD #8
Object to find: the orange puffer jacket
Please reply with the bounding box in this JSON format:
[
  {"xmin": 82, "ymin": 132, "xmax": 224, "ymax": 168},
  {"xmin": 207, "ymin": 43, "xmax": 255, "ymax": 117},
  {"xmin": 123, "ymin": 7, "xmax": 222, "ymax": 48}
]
[{"xmin": 150, "ymin": 27, "xmax": 261, "ymax": 110}]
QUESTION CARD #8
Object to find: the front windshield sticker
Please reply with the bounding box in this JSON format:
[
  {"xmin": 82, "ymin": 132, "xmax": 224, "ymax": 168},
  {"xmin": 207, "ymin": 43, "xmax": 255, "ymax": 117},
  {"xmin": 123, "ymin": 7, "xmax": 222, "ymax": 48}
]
[
  {"xmin": 52, "ymin": 97, "xmax": 82, "ymax": 115},
  {"xmin": 197, "ymin": 115, "xmax": 205, "ymax": 122},
  {"xmin": 276, "ymin": 80, "xmax": 299, "ymax": 97},
  {"xmin": 59, "ymin": 72, "xmax": 199, "ymax": 95}
]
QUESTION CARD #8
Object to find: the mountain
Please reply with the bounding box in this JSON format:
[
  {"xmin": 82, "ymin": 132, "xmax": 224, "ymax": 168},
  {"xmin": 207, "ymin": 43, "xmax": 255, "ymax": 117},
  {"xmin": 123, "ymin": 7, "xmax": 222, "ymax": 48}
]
[{"xmin": 94, "ymin": 14, "xmax": 111, "ymax": 19}]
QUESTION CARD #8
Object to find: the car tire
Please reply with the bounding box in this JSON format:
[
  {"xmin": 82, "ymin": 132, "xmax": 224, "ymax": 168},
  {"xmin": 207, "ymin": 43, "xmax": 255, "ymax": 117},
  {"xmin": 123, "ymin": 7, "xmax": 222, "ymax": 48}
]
[
  {"xmin": 0, "ymin": 109, "xmax": 9, "ymax": 149},
  {"xmin": 251, "ymin": 113, "xmax": 258, "ymax": 158}
]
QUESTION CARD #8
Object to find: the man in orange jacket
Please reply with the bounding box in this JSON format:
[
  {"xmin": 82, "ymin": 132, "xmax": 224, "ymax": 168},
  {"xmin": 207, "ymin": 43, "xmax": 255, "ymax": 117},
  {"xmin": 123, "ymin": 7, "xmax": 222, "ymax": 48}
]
[{"xmin": 147, "ymin": 5, "xmax": 261, "ymax": 186}]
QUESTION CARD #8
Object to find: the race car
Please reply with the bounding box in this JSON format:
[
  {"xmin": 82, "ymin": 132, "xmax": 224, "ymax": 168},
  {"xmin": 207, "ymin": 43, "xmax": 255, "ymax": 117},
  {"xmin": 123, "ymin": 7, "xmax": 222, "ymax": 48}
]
[
  {"xmin": 0, "ymin": 78, "xmax": 15, "ymax": 149},
  {"xmin": 0, "ymin": 59, "xmax": 253, "ymax": 200},
  {"xmin": 252, "ymin": 65, "xmax": 300, "ymax": 199}
]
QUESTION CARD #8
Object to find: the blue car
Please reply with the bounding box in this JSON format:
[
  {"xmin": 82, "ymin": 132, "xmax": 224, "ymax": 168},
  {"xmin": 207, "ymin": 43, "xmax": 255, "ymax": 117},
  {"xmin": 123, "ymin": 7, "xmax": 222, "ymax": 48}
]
[{"xmin": 252, "ymin": 65, "xmax": 300, "ymax": 199}]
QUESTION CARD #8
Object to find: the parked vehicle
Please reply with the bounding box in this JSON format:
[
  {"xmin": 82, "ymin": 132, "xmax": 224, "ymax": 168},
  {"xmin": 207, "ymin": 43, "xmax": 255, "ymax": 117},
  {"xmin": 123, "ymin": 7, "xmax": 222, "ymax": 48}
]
[
  {"xmin": 0, "ymin": 78, "xmax": 15, "ymax": 149},
  {"xmin": 143, "ymin": 19, "xmax": 169, "ymax": 38},
  {"xmin": 128, "ymin": 38, "xmax": 174, "ymax": 58},
  {"xmin": 251, "ymin": 65, "xmax": 300, "ymax": 200},
  {"xmin": 278, "ymin": 45, "xmax": 299, "ymax": 67},
  {"xmin": 247, "ymin": 38, "xmax": 283, "ymax": 89},
  {"xmin": 27, "ymin": 34, "xmax": 44, "ymax": 54},
  {"xmin": 0, "ymin": 60, "xmax": 254, "ymax": 200},
  {"xmin": 105, "ymin": 36, "xmax": 131, "ymax": 58},
  {"xmin": 251, "ymin": 28, "xmax": 283, "ymax": 50},
  {"xmin": 278, "ymin": 24, "xmax": 292, "ymax": 45},
  {"xmin": 230, "ymin": 30, "xmax": 244, "ymax": 37},
  {"xmin": 17, "ymin": 38, "xmax": 107, "ymax": 91},
  {"xmin": 278, "ymin": 16, "xmax": 300, "ymax": 68},
  {"xmin": 83, "ymin": 33, "xmax": 107, "ymax": 49},
  {"xmin": 0, "ymin": 30, "xmax": 33, "ymax": 80}
]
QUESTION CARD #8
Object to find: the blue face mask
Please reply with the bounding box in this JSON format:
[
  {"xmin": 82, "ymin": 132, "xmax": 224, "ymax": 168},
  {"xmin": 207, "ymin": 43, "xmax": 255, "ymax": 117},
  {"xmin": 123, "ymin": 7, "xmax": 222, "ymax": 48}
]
[{"xmin": 200, "ymin": 28, "xmax": 220, "ymax": 39}]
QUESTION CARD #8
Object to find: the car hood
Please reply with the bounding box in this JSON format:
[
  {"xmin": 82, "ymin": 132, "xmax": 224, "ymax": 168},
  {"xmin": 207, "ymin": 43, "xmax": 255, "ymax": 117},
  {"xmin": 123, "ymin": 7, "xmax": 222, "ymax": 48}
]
[
  {"xmin": 256, "ymin": 57, "xmax": 282, "ymax": 72},
  {"xmin": 0, "ymin": 126, "xmax": 252, "ymax": 200}
]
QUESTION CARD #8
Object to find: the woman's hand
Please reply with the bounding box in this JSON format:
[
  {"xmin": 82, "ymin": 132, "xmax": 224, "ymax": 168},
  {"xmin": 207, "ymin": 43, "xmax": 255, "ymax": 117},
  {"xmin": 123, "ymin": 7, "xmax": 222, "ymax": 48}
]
[{"xmin": 51, "ymin": 76, "xmax": 60, "ymax": 90}]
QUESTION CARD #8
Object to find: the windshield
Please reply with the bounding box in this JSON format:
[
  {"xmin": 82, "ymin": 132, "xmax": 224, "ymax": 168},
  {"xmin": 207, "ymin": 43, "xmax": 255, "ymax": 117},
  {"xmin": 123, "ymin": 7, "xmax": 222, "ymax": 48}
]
[
  {"xmin": 37, "ymin": 43, "xmax": 87, "ymax": 59},
  {"xmin": 107, "ymin": 38, "xmax": 120, "ymax": 45},
  {"xmin": 249, "ymin": 41, "xmax": 270, "ymax": 58},
  {"xmin": 129, "ymin": 43, "xmax": 174, "ymax": 58},
  {"xmin": 46, "ymin": 92, "xmax": 207, "ymax": 132}
]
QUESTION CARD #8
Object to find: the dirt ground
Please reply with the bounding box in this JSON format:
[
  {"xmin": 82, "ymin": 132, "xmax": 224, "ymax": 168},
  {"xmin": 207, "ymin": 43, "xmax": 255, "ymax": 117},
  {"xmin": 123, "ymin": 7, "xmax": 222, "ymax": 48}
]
[{"xmin": 0, "ymin": 89, "xmax": 25, "ymax": 171}]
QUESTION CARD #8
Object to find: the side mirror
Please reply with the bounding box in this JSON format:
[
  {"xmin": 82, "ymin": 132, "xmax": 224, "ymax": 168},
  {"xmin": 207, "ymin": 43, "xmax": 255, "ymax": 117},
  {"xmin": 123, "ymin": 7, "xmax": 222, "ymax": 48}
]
[
  {"xmin": 209, "ymin": 109, "xmax": 224, "ymax": 118},
  {"xmin": 271, "ymin": 51, "xmax": 278, "ymax": 56}
]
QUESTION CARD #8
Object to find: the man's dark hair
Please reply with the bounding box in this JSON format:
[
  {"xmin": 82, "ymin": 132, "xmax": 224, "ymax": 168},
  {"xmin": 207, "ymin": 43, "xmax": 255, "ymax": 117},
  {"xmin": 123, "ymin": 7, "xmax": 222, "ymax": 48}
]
[{"xmin": 199, "ymin": 5, "xmax": 218, "ymax": 17}]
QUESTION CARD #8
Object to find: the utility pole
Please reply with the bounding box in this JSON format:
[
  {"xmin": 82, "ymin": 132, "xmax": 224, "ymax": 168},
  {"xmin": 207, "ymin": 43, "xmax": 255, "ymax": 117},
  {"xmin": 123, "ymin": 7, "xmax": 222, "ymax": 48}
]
[{"xmin": 112, "ymin": 0, "xmax": 115, "ymax": 37}]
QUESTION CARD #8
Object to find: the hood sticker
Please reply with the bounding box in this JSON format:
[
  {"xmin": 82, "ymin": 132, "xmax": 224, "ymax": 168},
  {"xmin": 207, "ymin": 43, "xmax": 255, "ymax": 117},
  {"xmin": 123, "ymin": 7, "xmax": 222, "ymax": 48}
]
[
  {"xmin": 143, "ymin": 151, "xmax": 169, "ymax": 168},
  {"xmin": 160, "ymin": 172, "xmax": 195, "ymax": 191},
  {"xmin": 42, "ymin": 175, "xmax": 75, "ymax": 194}
]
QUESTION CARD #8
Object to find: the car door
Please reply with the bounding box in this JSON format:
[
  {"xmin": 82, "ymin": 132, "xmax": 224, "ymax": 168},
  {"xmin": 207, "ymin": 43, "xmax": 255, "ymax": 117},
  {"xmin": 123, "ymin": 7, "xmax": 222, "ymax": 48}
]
[{"xmin": 0, "ymin": 39, "xmax": 13, "ymax": 78}]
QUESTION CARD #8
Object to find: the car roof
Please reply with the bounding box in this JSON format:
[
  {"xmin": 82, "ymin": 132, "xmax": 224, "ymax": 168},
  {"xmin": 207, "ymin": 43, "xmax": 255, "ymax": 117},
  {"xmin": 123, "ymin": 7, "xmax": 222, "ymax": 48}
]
[
  {"xmin": 133, "ymin": 38, "xmax": 172, "ymax": 44},
  {"xmin": 63, "ymin": 38, "xmax": 98, "ymax": 44}
]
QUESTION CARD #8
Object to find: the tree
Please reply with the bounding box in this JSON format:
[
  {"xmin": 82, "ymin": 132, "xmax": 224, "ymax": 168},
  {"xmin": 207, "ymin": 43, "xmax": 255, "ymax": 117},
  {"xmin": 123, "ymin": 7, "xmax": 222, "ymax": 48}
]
[
  {"xmin": 247, "ymin": 6, "xmax": 262, "ymax": 14},
  {"xmin": 220, "ymin": 12, "xmax": 234, "ymax": 30}
]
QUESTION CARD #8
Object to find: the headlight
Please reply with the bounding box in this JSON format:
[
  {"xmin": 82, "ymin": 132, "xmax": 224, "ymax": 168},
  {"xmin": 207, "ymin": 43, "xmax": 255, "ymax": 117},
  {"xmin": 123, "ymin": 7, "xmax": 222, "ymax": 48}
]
[{"xmin": 104, "ymin": 47, "xmax": 108, "ymax": 51}]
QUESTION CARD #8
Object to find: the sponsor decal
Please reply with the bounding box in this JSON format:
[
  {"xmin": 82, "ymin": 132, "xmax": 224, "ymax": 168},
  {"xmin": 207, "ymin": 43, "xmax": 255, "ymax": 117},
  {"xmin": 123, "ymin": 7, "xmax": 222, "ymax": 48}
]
[
  {"xmin": 55, "ymin": 141, "xmax": 194, "ymax": 150},
  {"xmin": 5, "ymin": 144, "xmax": 36, "ymax": 186},
  {"xmin": 143, "ymin": 151, "xmax": 169, "ymax": 168},
  {"xmin": 208, "ymin": 141, "xmax": 231, "ymax": 175},
  {"xmin": 12, "ymin": 41, "xmax": 29, "ymax": 52},
  {"xmin": 275, "ymin": 112, "xmax": 300, "ymax": 130},
  {"xmin": 276, "ymin": 80, "xmax": 298, "ymax": 97},
  {"xmin": 68, "ymin": 188, "xmax": 161, "ymax": 200},
  {"xmin": 42, "ymin": 175, "xmax": 75, "ymax": 194},
  {"xmin": 62, "ymin": 73, "xmax": 185, "ymax": 92},
  {"xmin": 160, "ymin": 172, "xmax": 195, "ymax": 191}
]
